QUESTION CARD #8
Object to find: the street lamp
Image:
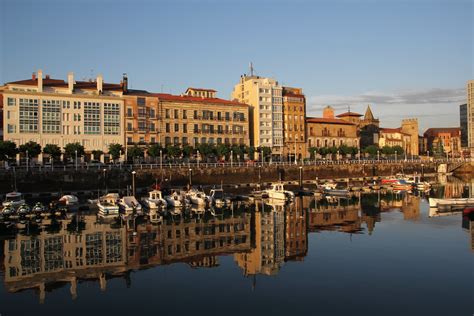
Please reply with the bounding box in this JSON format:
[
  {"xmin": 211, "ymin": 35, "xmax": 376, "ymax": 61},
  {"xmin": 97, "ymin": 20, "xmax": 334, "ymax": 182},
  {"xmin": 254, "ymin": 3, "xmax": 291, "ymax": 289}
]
[
  {"xmin": 395, "ymin": 150, "xmax": 397, "ymax": 162},
  {"xmin": 103, "ymin": 168, "xmax": 107, "ymax": 194},
  {"xmin": 231, "ymin": 149, "xmax": 233, "ymax": 167},
  {"xmin": 337, "ymin": 150, "xmax": 340, "ymax": 162},
  {"xmin": 159, "ymin": 149, "xmax": 163, "ymax": 171},
  {"xmin": 188, "ymin": 168, "xmax": 192, "ymax": 186},
  {"xmin": 26, "ymin": 150, "xmax": 29, "ymax": 172},
  {"xmin": 299, "ymin": 166, "xmax": 303, "ymax": 188},
  {"xmin": 75, "ymin": 150, "xmax": 78, "ymax": 170},
  {"xmin": 377, "ymin": 150, "xmax": 380, "ymax": 162},
  {"xmin": 131, "ymin": 170, "xmax": 136, "ymax": 196},
  {"xmin": 358, "ymin": 148, "xmax": 361, "ymax": 163}
]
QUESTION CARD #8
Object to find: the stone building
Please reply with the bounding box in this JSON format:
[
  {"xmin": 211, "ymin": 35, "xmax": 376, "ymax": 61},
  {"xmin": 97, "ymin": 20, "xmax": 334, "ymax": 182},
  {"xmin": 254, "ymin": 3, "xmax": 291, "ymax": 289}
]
[
  {"xmin": 423, "ymin": 127, "xmax": 462, "ymax": 157},
  {"xmin": 157, "ymin": 88, "xmax": 249, "ymax": 147},
  {"xmin": 379, "ymin": 128, "xmax": 412, "ymax": 151},
  {"xmin": 467, "ymin": 80, "xmax": 474, "ymax": 156},
  {"xmin": 460, "ymin": 103, "xmax": 468, "ymax": 148},
  {"xmin": 282, "ymin": 87, "xmax": 306, "ymax": 161},
  {"xmin": 306, "ymin": 106, "xmax": 359, "ymax": 149}
]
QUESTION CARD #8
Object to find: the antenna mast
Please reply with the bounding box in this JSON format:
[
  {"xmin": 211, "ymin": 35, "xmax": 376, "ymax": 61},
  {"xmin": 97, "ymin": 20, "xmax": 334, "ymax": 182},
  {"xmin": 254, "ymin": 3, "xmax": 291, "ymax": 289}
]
[{"xmin": 249, "ymin": 62, "xmax": 254, "ymax": 76}]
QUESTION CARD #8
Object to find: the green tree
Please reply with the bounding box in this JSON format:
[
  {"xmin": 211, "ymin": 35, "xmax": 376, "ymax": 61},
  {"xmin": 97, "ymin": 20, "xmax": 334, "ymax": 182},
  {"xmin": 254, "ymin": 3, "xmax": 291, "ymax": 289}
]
[
  {"xmin": 108, "ymin": 144, "xmax": 124, "ymax": 162},
  {"xmin": 0, "ymin": 140, "xmax": 18, "ymax": 161},
  {"xmin": 363, "ymin": 145, "xmax": 378, "ymax": 157},
  {"xmin": 64, "ymin": 142, "xmax": 85, "ymax": 160},
  {"xmin": 392, "ymin": 145, "xmax": 404, "ymax": 155},
  {"xmin": 247, "ymin": 146, "xmax": 255, "ymax": 160},
  {"xmin": 127, "ymin": 145, "xmax": 144, "ymax": 160},
  {"xmin": 380, "ymin": 146, "xmax": 394, "ymax": 155},
  {"xmin": 197, "ymin": 143, "xmax": 215, "ymax": 161},
  {"xmin": 308, "ymin": 147, "xmax": 318, "ymax": 160},
  {"xmin": 318, "ymin": 147, "xmax": 329, "ymax": 156},
  {"xmin": 147, "ymin": 143, "xmax": 162, "ymax": 159},
  {"xmin": 231, "ymin": 145, "xmax": 244, "ymax": 161},
  {"xmin": 166, "ymin": 145, "xmax": 182, "ymax": 160},
  {"xmin": 182, "ymin": 145, "xmax": 194, "ymax": 159},
  {"xmin": 91, "ymin": 150, "xmax": 104, "ymax": 161},
  {"xmin": 19, "ymin": 141, "xmax": 42, "ymax": 158},
  {"xmin": 215, "ymin": 144, "xmax": 229, "ymax": 159},
  {"xmin": 259, "ymin": 146, "xmax": 272, "ymax": 162},
  {"xmin": 43, "ymin": 144, "xmax": 62, "ymax": 162},
  {"xmin": 337, "ymin": 144, "xmax": 352, "ymax": 156}
]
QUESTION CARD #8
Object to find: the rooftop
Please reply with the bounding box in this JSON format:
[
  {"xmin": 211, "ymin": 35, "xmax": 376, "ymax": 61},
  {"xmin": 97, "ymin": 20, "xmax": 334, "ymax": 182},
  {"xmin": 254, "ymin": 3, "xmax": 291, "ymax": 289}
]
[
  {"xmin": 336, "ymin": 111, "xmax": 362, "ymax": 118},
  {"xmin": 306, "ymin": 117, "xmax": 356, "ymax": 125},
  {"xmin": 152, "ymin": 93, "xmax": 248, "ymax": 107}
]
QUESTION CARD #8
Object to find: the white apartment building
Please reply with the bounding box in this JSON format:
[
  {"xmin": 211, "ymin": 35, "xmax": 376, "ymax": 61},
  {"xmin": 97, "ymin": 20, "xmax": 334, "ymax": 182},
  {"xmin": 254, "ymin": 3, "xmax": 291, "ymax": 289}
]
[
  {"xmin": 232, "ymin": 75, "xmax": 283, "ymax": 157},
  {"xmin": 2, "ymin": 70, "xmax": 125, "ymax": 159}
]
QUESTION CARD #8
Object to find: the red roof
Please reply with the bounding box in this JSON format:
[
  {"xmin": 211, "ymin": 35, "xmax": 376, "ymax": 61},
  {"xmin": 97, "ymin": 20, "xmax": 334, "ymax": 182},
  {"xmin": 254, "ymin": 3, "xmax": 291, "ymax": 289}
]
[
  {"xmin": 336, "ymin": 111, "xmax": 362, "ymax": 117},
  {"xmin": 153, "ymin": 93, "xmax": 248, "ymax": 107},
  {"xmin": 306, "ymin": 117, "xmax": 355, "ymax": 125}
]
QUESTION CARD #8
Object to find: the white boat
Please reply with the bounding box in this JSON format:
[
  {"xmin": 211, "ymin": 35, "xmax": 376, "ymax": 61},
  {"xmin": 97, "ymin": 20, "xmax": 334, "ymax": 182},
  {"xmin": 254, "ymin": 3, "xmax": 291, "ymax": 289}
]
[
  {"xmin": 164, "ymin": 190, "xmax": 184, "ymax": 208},
  {"xmin": 59, "ymin": 195, "xmax": 79, "ymax": 206},
  {"xmin": 3, "ymin": 192, "xmax": 25, "ymax": 209},
  {"xmin": 265, "ymin": 183, "xmax": 295, "ymax": 201},
  {"xmin": 428, "ymin": 208, "xmax": 463, "ymax": 218},
  {"xmin": 148, "ymin": 208, "xmax": 163, "ymax": 223},
  {"xmin": 32, "ymin": 202, "xmax": 46, "ymax": 214},
  {"xmin": 429, "ymin": 197, "xmax": 474, "ymax": 208},
  {"xmin": 1, "ymin": 205, "xmax": 16, "ymax": 216},
  {"xmin": 142, "ymin": 190, "xmax": 167, "ymax": 210},
  {"xmin": 186, "ymin": 188, "xmax": 209, "ymax": 207},
  {"xmin": 17, "ymin": 203, "xmax": 31, "ymax": 216},
  {"xmin": 209, "ymin": 188, "xmax": 229, "ymax": 207},
  {"xmin": 119, "ymin": 196, "xmax": 143, "ymax": 215},
  {"xmin": 97, "ymin": 193, "xmax": 120, "ymax": 218}
]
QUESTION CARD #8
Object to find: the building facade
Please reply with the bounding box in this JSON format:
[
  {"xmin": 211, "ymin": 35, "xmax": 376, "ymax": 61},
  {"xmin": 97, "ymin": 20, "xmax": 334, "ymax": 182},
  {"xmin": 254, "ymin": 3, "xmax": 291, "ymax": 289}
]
[
  {"xmin": 379, "ymin": 128, "xmax": 411, "ymax": 152},
  {"xmin": 2, "ymin": 70, "xmax": 125, "ymax": 159},
  {"xmin": 306, "ymin": 106, "xmax": 359, "ymax": 150},
  {"xmin": 282, "ymin": 87, "xmax": 306, "ymax": 161},
  {"xmin": 467, "ymin": 80, "xmax": 474, "ymax": 155},
  {"xmin": 400, "ymin": 118, "xmax": 419, "ymax": 156},
  {"xmin": 423, "ymin": 127, "xmax": 462, "ymax": 157},
  {"xmin": 232, "ymin": 75, "xmax": 284, "ymax": 158},
  {"xmin": 460, "ymin": 103, "xmax": 468, "ymax": 148},
  {"xmin": 157, "ymin": 88, "xmax": 249, "ymax": 147}
]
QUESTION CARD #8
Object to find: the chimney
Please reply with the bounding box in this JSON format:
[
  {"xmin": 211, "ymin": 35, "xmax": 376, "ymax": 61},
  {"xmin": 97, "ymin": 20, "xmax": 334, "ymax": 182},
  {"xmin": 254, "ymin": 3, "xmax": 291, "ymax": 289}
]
[
  {"xmin": 45, "ymin": 74, "xmax": 50, "ymax": 79},
  {"xmin": 97, "ymin": 74, "xmax": 103, "ymax": 94},
  {"xmin": 67, "ymin": 72, "xmax": 74, "ymax": 93},
  {"xmin": 121, "ymin": 73, "xmax": 128, "ymax": 93},
  {"xmin": 32, "ymin": 72, "xmax": 36, "ymax": 80},
  {"xmin": 37, "ymin": 69, "xmax": 43, "ymax": 92}
]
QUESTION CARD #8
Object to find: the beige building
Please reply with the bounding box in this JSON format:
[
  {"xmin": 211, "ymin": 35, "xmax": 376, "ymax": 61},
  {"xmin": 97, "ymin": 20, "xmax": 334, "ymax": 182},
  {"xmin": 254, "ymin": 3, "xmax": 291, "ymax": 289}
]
[
  {"xmin": 2, "ymin": 70, "xmax": 125, "ymax": 160},
  {"xmin": 467, "ymin": 80, "xmax": 474, "ymax": 155},
  {"xmin": 282, "ymin": 87, "xmax": 307, "ymax": 161},
  {"xmin": 379, "ymin": 128, "xmax": 411, "ymax": 151},
  {"xmin": 158, "ymin": 88, "xmax": 249, "ymax": 147},
  {"xmin": 306, "ymin": 106, "xmax": 359, "ymax": 149},
  {"xmin": 232, "ymin": 75, "xmax": 284, "ymax": 158}
]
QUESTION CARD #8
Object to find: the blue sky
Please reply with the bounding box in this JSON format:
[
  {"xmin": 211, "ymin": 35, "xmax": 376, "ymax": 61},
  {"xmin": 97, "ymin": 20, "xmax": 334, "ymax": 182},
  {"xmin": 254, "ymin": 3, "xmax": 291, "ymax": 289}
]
[{"xmin": 1, "ymin": 0, "xmax": 472, "ymax": 131}]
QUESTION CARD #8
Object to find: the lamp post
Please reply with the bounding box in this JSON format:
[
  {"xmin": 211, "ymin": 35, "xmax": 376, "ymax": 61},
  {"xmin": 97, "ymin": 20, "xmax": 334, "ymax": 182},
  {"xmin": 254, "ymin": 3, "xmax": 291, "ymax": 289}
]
[
  {"xmin": 299, "ymin": 166, "xmax": 303, "ymax": 189},
  {"xmin": 103, "ymin": 168, "xmax": 107, "ymax": 194},
  {"xmin": 188, "ymin": 168, "xmax": 192, "ymax": 186},
  {"xmin": 377, "ymin": 150, "xmax": 380, "ymax": 162},
  {"xmin": 395, "ymin": 150, "xmax": 397, "ymax": 162},
  {"xmin": 75, "ymin": 150, "xmax": 78, "ymax": 171},
  {"xmin": 26, "ymin": 150, "xmax": 29, "ymax": 172},
  {"xmin": 159, "ymin": 149, "xmax": 163, "ymax": 171},
  {"xmin": 337, "ymin": 150, "xmax": 340, "ymax": 162},
  {"xmin": 358, "ymin": 148, "xmax": 361, "ymax": 163},
  {"xmin": 131, "ymin": 170, "xmax": 136, "ymax": 197},
  {"xmin": 231, "ymin": 150, "xmax": 233, "ymax": 167},
  {"xmin": 197, "ymin": 150, "xmax": 200, "ymax": 168}
]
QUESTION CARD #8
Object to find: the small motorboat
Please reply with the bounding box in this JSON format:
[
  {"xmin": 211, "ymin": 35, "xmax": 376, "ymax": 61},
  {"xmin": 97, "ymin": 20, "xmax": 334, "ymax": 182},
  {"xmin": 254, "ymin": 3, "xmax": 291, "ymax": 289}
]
[
  {"xmin": 429, "ymin": 198, "xmax": 474, "ymax": 208},
  {"xmin": 97, "ymin": 193, "xmax": 120, "ymax": 218},
  {"xmin": 59, "ymin": 195, "xmax": 79, "ymax": 206},
  {"xmin": 1, "ymin": 205, "xmax": 16, "ymax": 217},
  {"xmin": 164, "ymin": 190, "xmax": 185, "ymax": 208},
  {"xmin": 32, "ymin": 202, "xmax": 46, "ymax": 214},
  {"xmin": 265, "ymin": 183, "xmax": 295, "ymax": 201},
  {"xmin": 119, "ymin": 196, "xmax": 143, "ymax": 215},
  {"xmin": 186, "ymin": 188, "xmax": 209, "ymax": 207},
  {"xmin": 142, "ymin": 190, "xmax": 167, "ymax": 210},
  {"xmin": 209, "ymin": 188, "xmax": 231, "ymax": 207},
  {"xmin": 17, "ymin": 203, "xmax": 31, "ymax": 217},
  {"xmin": 3, "ymin": 192, "xmax": 25, "ymax": 209},
  {"xmin": 392, "ymin": 180, "xmax": 412, "ymax": 191}
]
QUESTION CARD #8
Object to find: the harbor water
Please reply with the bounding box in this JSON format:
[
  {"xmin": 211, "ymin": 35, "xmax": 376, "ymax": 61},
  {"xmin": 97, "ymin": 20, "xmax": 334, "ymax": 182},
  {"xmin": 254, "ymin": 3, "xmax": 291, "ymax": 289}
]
[{"xmin": 0, "ymin": 182, "xmax": 472, "ymax": 316}]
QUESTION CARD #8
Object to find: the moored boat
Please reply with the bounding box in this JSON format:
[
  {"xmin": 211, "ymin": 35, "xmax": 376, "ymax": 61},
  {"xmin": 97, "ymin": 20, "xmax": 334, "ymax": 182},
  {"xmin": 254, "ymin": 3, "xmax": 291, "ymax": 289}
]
[
  {"xmin": 97, "ymin": 193, "xmax": 120, "ymax": 218},
  {"xmin": 3, "ymin": 192, "xmax": 25, "ymax": 209},
  {"xmin": 265, "ymin": 183, "xmax": 295, "ymax": 201},
  {"xmin": 429, "ymin": 197, "xmax": 474, "ymax": 208},
  {"xmin": 142, "ymin": 190, "xmax": 167, "ymax": 210}
]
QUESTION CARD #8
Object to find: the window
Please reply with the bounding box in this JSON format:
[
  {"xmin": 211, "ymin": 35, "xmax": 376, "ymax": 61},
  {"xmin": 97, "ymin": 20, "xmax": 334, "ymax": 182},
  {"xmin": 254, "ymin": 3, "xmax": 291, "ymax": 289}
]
[
  {"xmin": 19, "ymin": 98, "xmax": 39, "ymax": 133},
  {"xmin": 166, "ymin": 123, "xmax": 170, "ymax": 133},
  {"xmin": 127, "ymin": 123, "xmax": 133, "ymax": 131},
  {"xmin": 137, "ymin": 97, "xmax": 146, "ymax": 106},
  {"xmin": 173, "ymin": 137, "xmax": 179, "ymax": 145},
  {"xmin": 84, "ymin": 102, "xmax": 101, "ymax": 134},
  {"xmin": 7, "ymin": 124, "xmax": 16, "ymax": 133},
  {"xmin": 149, "ymin": 108, "xmax": 155, "ymax": 118},
  {"xmin": 174, "ymin": 123, "xmax": 179, "ymax": 132},
  {"xmin": 165, "ymin": 109, "xmax": 170, "ymax": 119},
  {"xmin": 42, "ymin": 100, "xmax": 61, "ymax": 134},
  {"xmin": 182, "ymin": 137, "xmax": 188, "ymax": 144},
  {"xmin": 151, "ymin": 137, "xmax": 156, "ymax": 143},
  {"xmin": 183, "ymin": 110, "xmax": 187, "ymax": 119},
  {"xmin": 7, "ymin": 98, "xmax": 16, "ymax": 106},
  {"xmin": 174, "ymin": 109, "xmax": 178, "ymax": 118},
  {"xmin": 183, "ymin": 124, "xmax": 187, "ymax": 133},
  {"xmin": 150, "ymin": 123, "xmax": 155, "ymax": 132},
  {"xmin": 127, "ymin": 108, "xmax": 133, "ymax": 117},
  {"xmin": 194, "ymin": 110, "xmax": 198, "ymax": 119}
]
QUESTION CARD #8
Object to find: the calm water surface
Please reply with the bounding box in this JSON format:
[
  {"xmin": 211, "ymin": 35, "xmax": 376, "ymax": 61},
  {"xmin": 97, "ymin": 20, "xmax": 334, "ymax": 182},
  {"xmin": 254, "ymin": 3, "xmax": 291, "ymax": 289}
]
[{"xmin": 1, "ymin": 184, "xmax": 473, "ymax": 316}]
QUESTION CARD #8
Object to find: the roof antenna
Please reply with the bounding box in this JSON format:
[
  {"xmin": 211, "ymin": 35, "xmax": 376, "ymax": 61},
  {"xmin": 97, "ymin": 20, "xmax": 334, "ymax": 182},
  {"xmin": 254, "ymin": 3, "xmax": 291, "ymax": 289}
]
[
  {"xmin": 249, "ymin": 62, "xmax": 254, "ymax": 76},
  {"xmin": 348, "ymin": 105, "xmax": 351, "ymax": 113}
]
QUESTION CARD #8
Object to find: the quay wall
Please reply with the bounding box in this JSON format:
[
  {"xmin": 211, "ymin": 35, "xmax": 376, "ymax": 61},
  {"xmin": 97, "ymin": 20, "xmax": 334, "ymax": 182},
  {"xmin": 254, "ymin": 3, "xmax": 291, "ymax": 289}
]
[{"xmin": 0, "ymin": 162, "xmax": 442, "ymax": 194}]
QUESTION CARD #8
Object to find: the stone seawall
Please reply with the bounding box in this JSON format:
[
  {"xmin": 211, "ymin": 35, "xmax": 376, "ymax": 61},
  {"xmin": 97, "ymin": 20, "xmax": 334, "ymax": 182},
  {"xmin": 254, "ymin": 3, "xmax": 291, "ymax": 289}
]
[{"xmin": 0, "ymin": 162, "xmax": 440, "ymax": 194}]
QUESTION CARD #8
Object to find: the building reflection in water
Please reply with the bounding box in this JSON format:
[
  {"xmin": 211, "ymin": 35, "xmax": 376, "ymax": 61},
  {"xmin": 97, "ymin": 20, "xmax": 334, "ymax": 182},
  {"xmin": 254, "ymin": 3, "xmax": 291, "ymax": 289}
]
[{"xmin": 1, "ymin": 190, "xmax": 470, "ymax": 301}]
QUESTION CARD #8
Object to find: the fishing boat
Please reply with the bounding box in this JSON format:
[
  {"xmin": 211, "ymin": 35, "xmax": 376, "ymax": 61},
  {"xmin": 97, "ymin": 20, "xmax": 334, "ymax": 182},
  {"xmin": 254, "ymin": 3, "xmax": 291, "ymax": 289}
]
[
  {"xmin": 429, "ymin": 198, "xmax": 474, "ymax": 208},
  {"xmin": 97, "ymin": 193, "xmax": 120, "ymax": 218},
  {"xmin": 164, "ymin": 190, "xmax": 185, "ymax": 208},
  {"xmin": 265, "ymin": 183, "xmax": 295, "ymax": 201},
  {"xmin": 141, "ymin": 190, "xmax": 167, "ymax": 210},
  {"xmin": 119, "ymin": 196, "xmax": 143, "ymax": 215},
  {"xmin": 186, "ymin": 188, "xmax": 209, "ymax": 207},
  {"xmin": 392, "ymin": 179, "xmax": 412, "ymax": 191},
  {"xmin": 2, "ymin": 192, "xmax": 25, "ymax": 209}
]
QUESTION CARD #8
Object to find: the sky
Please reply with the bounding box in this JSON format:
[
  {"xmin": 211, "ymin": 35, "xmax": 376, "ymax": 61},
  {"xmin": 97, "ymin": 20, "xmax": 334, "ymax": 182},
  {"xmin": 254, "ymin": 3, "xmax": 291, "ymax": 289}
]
[{"xmin": 1, "ymin": 0, "xmax": 472, "ymax": 132}]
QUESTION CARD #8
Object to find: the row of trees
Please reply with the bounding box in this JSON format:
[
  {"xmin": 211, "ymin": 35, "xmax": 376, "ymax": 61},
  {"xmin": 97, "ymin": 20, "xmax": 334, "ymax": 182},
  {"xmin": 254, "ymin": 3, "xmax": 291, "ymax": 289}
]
[
  {"xmin": 308, "ymin": 145, "xmax": 405, "ymax": 159},
  {"xmin": 0, "ymin": 140, "xmax": 275, "ymax": 163}
]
